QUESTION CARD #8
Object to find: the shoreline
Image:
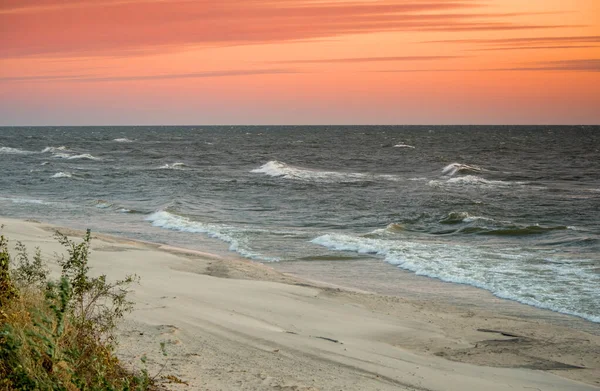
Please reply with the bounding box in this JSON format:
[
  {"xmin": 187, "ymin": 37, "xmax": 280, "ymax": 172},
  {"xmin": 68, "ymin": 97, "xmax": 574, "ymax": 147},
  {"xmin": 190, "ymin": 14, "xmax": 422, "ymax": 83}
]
[{"xmin": 1, "ymin": 216, "xmax": 599, "ymax": 390}]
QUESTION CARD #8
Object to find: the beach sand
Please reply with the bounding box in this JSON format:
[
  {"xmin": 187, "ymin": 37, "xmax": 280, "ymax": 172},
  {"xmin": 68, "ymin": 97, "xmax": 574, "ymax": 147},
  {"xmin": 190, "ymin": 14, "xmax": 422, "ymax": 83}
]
[{"xmin": 1, "ymin": 217, "xmax": 599, "ymax": 390}]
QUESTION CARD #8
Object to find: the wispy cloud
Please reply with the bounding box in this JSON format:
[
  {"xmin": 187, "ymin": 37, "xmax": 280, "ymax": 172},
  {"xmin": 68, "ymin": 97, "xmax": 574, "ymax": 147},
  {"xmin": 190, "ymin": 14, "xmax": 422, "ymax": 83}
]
[
  {"xmin": 375, "ymin": 58, "xmax": 600, "ymax": 73},
  {"xmin": 0, "ymin": 0, "xmax": 579, "ymax": 58},
  {"xmin": 425, "ymin": 35, "xmax": 600, "ymax": 51},
  {"xmin": 0, "ymin": 68, "xmax": 298, "ymax": 83},
  {"xmin": 269, "ymin": 56, "xmax": 463, "ymax": 64}
]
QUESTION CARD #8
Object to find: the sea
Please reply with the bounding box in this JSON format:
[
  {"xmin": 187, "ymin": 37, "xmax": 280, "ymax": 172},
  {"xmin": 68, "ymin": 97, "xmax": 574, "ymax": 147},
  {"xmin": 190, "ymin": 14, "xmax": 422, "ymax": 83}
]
[{"xmin": 1, "ymin": 126, "xmax": 599, "ymax": 323}]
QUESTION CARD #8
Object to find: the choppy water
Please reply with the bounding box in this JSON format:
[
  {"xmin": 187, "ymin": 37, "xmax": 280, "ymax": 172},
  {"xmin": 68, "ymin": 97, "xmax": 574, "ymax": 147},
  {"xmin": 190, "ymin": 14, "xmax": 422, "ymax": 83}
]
[{"xmin": 1, "ymin": 126, "xmax": 599, "ymax": 322}]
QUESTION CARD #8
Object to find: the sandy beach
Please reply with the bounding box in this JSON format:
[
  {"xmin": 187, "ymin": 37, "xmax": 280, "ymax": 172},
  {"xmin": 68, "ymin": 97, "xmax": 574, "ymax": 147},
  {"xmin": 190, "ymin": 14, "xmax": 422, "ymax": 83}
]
[{"xmin": 1, "ymin": 217, "xmax": 599, "ymax": 391}]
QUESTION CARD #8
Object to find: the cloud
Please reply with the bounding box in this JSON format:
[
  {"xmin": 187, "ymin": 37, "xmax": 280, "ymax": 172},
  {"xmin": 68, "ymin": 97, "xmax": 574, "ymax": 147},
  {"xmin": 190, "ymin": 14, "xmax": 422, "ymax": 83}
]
[
  {"xmin": 270, "ymin": 55, "xmax": 463, "ymax": 64},
  {"xmin": 0, "ymin": 0, "xmax": 578, "ymax": 58},
  {"xmin": 375, "ymin": 59, "xmax": 600, "ymax": 73},
  {"xmin": 0, "ymin": 68, "xmax": 299, "ymax": 83},
  {"xmin": 425, "ymin": 35, "xmax": 600, "ymax": 51}
]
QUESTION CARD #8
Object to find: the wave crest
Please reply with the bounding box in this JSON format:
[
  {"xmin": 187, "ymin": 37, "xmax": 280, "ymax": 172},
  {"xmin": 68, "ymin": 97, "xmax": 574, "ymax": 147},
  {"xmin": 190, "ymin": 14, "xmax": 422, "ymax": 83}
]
[
  {"xmin": 146, "ymin": 211, "xmax": 278, "ymax": 261},
  {"xmin": 158, "ymin": 163, "xmax": 186, "ymax": 170},
  {"xmin": 311, "ymin": 233, "xmax": 600, "ymax": 323},
  {"xmin": 51, "ymin": 172, "xmax": 72, "ymax": 178},
  {"xmin": 41, "ymin": 146, "xmax": 68, "ymax": 153},
  {"xmin": 251, "ymin": 160, "xmax": 401, "ymax": 183},
  {"xmin": 442, "ymin": 163, "xmax": 484, "ymax": 176},
  {"xmin": 0, "ymin": 147, "xmax": 34, "ymax": 154}
]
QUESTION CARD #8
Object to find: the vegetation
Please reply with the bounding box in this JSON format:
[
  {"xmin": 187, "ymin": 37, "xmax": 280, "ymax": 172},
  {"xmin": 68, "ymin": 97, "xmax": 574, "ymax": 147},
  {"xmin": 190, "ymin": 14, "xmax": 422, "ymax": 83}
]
[{"xmin": 0, "ymin": 226, "xmax": 151, "ymax": 391}]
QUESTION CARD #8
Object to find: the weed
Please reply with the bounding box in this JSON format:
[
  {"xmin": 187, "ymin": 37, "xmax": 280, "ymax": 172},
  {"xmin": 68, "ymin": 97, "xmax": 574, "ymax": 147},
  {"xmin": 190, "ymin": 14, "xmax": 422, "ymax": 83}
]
[{"xmin": 0, "ymin": 228, "xmax": 151, "ymax": 391}]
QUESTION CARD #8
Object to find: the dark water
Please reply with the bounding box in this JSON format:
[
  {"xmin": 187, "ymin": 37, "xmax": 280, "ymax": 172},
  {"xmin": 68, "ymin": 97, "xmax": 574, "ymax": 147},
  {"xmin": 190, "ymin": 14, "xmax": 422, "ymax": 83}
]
[{"xmin": 1, "ymin": 126, "xmax": 599, "ymax": 322}]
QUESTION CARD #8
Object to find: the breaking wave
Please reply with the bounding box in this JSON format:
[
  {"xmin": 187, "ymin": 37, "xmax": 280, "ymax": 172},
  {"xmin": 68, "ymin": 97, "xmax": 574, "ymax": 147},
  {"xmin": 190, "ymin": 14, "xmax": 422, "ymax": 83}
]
[
  {"xmin": 429, "ymin": 175, "xmax": 522, "ymax": 189},
  {"xmin": 51, "ymin": 172, "xmax": 72, "ymax": 178},
  {"xmin": 0, "ymin": 147, "xmax": 35, "ymax": 154},
  {"xmin": 251, "ymin": 160, "xmax": 402, "ymax": 183},
  {"xmin": 146, "ymin": 211, "xmax": 279, "ymax": 262},
  {"xmin": 442, "ymin": 163, "xmax": 484, "ymax": 176},
  {"xmin": 393, "ymin": 143, "xmax": 415, "ymax": 149},
  {"xmin": 41, "ymin": 146, "xmax": 68, "ymax": 153},
  {"xmin": 311, "ymin": 232, "xmax": 600, "ymax": 323},
  {"xmin": 158, "ymin": 163, "xmax": 186, "ymax": 170}
]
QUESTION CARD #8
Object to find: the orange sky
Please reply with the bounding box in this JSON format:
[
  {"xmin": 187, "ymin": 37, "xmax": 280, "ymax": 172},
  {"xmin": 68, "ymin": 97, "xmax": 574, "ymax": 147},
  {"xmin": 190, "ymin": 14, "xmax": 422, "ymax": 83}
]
[{"xmin": 1, "ymin": 0, "xmax": 599, "ymax": 125}]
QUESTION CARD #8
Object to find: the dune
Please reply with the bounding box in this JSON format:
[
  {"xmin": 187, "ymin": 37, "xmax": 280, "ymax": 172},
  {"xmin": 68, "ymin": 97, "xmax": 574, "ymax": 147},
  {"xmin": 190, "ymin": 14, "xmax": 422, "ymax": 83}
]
[{"xmin": 1, "ymin": 217, "xmax": 598, "ymax": 391}]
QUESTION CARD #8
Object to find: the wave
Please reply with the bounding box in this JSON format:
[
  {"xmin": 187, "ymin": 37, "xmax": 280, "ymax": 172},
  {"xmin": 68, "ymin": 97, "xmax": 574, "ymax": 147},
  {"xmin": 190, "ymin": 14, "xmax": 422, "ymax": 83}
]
[
  {"xmin": 67, "ymin": 154, "xmax": 100, "ymax": 161},
  {"xmin": 51, "ymin": 172, "xmax": 72, "ymax": 178},
  {"xmin": 146, "ymin": 211, "xmax": 279, "ymax": 262},
  {"xmin": 429, "ymin": 175, "xmax": 521, "ymax": 189},
  {"xmin": 113, "ymin": 138, "xmax": 133, "ymax": 143},
  {"xmin": 311, "ymin": 232, "xmax": 600, "ymax": 323},
  {"xmin": 251, "ymin": 160, "xmax": 401, "ymax": 183},
  {"xmin": 439, "ymin": 212, "xmax": 492, "ymax": 224},
  {"xmin": 459, "ymin": 225, "xmax": 568, "ymax": 236},
  {"xmin": 95, "ymin": 200, "xmax": 112, "ymax": 209},
  {"xmin": 0, "ymin": 197, "xmax": 51, "ymax": 205},
  {"xmin": 442, "ymin": 163, "xmax": 484, "ymax": 176},
  {"xmin": 41, "ymin": 146, "xmax": 68, "ymax": 153},
  {"xmin": 439, "ymin": 212, "xmax": 567, "ymax": 236},
  {"xmin": 393, "ymin": 143, "xmax": 415, "ymax": 149},
  {"xmin": 49, "ymin": 150, "xmax": 100, "ymax": 160},
  {"xmin": 158, "ymin": 163, "xmax": 186, "ymax": 170},
  {"xmin": 0, "ymin": 147, "xmax": 35, "ymax": 154}
]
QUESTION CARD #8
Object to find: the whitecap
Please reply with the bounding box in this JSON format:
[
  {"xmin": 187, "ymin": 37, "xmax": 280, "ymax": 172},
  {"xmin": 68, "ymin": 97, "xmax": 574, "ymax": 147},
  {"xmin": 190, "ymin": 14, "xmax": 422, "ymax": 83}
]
[
  {"xmin": 442, "ymin": 162, "xmax": 484, "ymax": 176},
  {"xmin": 0, "ymin": 146, "xmax": 35, "ymax": 154},
  {"xmin": 41, "ymin": 146, "xmax": 68, "ymax": 153},
  {"xmin": 251, "ymin": 160, "xmax": 402, "ymax": 183},
  {"xmin": 0, "ymin": 197, "xmax": 50, "ymax": 205},
  {"xmin": 158, "ymin": 162, "xmax": 186, "ymax": 170},
  {"xmin": 67, "ymin": 154, "xmax": 100, "ymax": 160},
  {"xmin": 95, "ymin": 200, "xmax": 112, "ymax": 209},
  {"xmin": 52, "ymin": 153, "xmax": 73, "ymax": 159},
  {"xmin": 113, "ymin": 138, "xmax": 133, "ymax": 143},
  {"xmin": 146, "ymin": 211, "xmax": 279, "ymax": 262},
  {"xmin": 51, "ymin": 172, "xmax": 72, "ymax": 178},
  {"xmin": 393, "ymin": 143, "xmax": 415, "ymax": 149},
  {"xmin": 429, "ymin": 175, "xmax": 522, "ymax": 189}
]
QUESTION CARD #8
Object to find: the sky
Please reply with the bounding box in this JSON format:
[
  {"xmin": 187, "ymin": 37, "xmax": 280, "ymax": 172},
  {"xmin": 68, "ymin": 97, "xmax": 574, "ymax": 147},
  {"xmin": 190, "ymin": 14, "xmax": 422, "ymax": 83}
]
[{"xmin": 0, "ymin": 0, "xmax": 599, "ymax": 125}]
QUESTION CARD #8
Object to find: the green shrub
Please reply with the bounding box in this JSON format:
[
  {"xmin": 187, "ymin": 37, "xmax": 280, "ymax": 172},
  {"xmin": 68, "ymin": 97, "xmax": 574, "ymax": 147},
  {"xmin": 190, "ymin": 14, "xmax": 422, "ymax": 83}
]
[{"xmin": 0, "ymin": 228, "xmax": 150, "ymax": 391}]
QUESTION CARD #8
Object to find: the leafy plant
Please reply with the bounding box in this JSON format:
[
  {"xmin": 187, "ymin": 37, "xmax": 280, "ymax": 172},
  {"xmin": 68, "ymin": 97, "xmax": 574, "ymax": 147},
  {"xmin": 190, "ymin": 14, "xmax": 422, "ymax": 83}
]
[{"xmin": 0, "ymin": 228, "xmax": 150, "ymax": 391}]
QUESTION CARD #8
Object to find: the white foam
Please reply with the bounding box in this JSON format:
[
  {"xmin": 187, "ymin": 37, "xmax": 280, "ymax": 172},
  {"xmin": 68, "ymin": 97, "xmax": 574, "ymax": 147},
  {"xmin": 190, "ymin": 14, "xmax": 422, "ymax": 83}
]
[
  {"xmin": 95, "ymin": 200, "xmax": 112, "ymax": 209},
  {"xmin": 0, "ymin": 197, "xmax": 50, "ymax": 205},
  {"xmin": 146, "ymin": 211, "xmax": 279, "ymax": 262},
  {"xmin": 51, "ymin": 172, "xmax": 72, "ymax": 178},
  {"xmin": 429, "ymin": 175, "xmax": 521, "ymax": 189},
  {"xmin": 52, "ymin": 153, "xmax": 72, "ymax": 159},
  {"xmin": 158, "ymin": 162, "xmax": 186, "ymax": 170},
  {"xmin": 311, "ymin": 232, "xmax": 600, "ymax": 323},
  {"xmin": 67, "ymin": 154, "xmax": 100, "ymax": 160},
  {"xmin": 113, "ymin": 138, "xmax": 133, "ymax": 143},
  {"xmin": 393, "ymin": 143, "xmax": 415, "ymax": 149},
  {"xmin": 0, "ymin": 147, "xmax": 34, "ymax": 154},
  {"xmin": 41, "ymin": 146, "xmax": 67, "ymax": 153},
  {"xmin": 251, "ymin": 160, "xmax": 401, "ymax": 183},
  {"xmin": 442, "ymin": 162, "xmax": 484, "ymax": 176}
]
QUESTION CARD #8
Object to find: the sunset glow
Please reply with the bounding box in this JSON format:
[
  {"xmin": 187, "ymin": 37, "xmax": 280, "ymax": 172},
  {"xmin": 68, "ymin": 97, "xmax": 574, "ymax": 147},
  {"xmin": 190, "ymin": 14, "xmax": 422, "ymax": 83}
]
[{"xmin": 1, "ymin": 0, "xmax": 599, "ymax": 124}]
